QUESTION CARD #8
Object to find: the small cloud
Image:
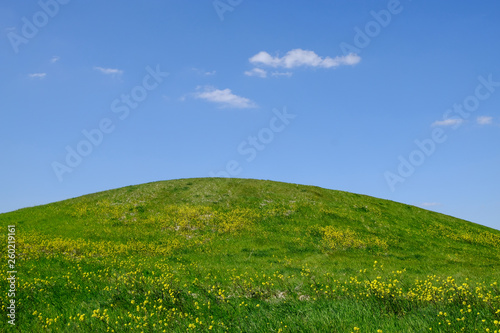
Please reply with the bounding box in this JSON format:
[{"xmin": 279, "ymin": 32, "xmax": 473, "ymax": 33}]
[
  {"xmin": 94, "ymin": 66, "xmax": 123, "ymax": 76},
  {"xmin": 271, "ymin": 71, "xmax": 293, "ymax": 78},
  {"xmin": 5, "ymin": 27, "xmax": 16, "ymax": 32},
  {"xmin": 28, "ymin": 73, "xmax": 46, "ymax": 79},
  {"xmin": 50, "ymin": 56, "xmax": 60, "ymax": 63},
  {"xmin": 431, "ymin": 118, "xmax": 464, "ymax": 127},
  {"xmin": 244, "ymin": 68, "xmax": 267, "ymax": 78},
  {"xmin": 477, "ymin": 116, "xmax": 493, "ymax": 125},
  {"xmin": 194, "ymin": 86, "xmax": 257, "ymax": 109},
  {"xmin": 191, "ymin": 68, "xmax": 216, "ymax": 76},
  {"xmin": 249, "ymin": 49, "xmax": 361, "ymax": 69},
  {"xmin": 421, "ymin": 202, "xmax": 442, "ymax": 207}
]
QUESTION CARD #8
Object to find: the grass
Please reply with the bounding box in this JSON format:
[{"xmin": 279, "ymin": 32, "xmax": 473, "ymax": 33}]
[{"xmin": 1, "ymin": 177, "xmax": 499, "ymax": 332}]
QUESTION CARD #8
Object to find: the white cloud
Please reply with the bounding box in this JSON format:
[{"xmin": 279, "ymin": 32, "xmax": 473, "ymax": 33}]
[
  {"xmin": 249, "ymin": 49, "xmax": 361, "ymax": 69},
  {"xmin": 421, "ymin": 202, "xmax": 442, "ymax": 207},
  {"xmin": 244, "ymin": 68, "xmax": 267, "ymax": 78},
  {"xmin": 191, "ymin": 68, "xmax": 216, "ymax": 76},
  {"xmin": 94, "ymin": 66, "xmax": 123, "ymax": 76},
  {"xmin": 50, "ymin": 56, "xmax": 60, "ymax": 63},
  {"xmin": 431, "ymin": 118, "xmax": 464, "ymax": 127},
  {"xmin": 28, "ymin": 73, "xmax": 46, "ymax": 79},
  {"xmin": 194, "ymin": 86, "xmax": 257, "ymax": 109},
  {"xmin": 477, "ymin": 116, "xmax": 493, "ymax": 125},
  {"xmin": 271, "ymin": 71, "xmax": 293, "ymax": 78}
]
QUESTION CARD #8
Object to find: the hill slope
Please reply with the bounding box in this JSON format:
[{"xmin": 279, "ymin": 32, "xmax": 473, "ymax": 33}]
[{"xmin": 1, "ymin": 178, "xmax": 499, "ymax": 332}]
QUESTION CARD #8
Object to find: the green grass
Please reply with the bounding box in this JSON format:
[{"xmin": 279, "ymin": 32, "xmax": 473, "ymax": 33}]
[{"xmin": 1, "ymin": 177, "xmax": 499, "ymax": 332}]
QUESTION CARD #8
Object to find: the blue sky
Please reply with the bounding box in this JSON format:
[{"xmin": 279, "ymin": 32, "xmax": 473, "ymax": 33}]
[{"xmin": 1, "ymin": 0, "xmax": 499, "ymax": 230}]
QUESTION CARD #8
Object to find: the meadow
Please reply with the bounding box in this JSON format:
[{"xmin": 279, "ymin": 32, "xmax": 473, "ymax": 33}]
[{"xmin": 1, "ymin": 178, "xmax": 499, "ymax": 332}]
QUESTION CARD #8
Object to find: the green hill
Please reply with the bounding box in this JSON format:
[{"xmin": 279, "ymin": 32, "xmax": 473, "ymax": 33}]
[{"xmin": 1, "ymin": 178, "xmax": 499, "ymax": 332}]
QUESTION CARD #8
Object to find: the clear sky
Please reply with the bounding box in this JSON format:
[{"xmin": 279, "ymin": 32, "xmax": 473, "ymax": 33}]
[{"xmin": 1, "ymin": 0, "xmax": 499, "ymax": 230}]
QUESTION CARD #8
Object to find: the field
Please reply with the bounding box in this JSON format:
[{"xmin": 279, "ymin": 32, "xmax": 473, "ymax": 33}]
[{"xmin": 1, "ymin": 178, "xmax": 500, "ymax": 332}]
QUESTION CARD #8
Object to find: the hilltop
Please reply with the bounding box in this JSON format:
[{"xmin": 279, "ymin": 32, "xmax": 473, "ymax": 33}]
[{"xmin": 1, "ymin": 178, "xmax": 499, "ymax": 332}]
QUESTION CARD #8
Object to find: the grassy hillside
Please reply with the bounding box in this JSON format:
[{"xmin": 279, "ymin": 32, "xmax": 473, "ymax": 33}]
[{"xmin": 1, "ymin": 178, "xmax": 499, "ymax": 332}]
